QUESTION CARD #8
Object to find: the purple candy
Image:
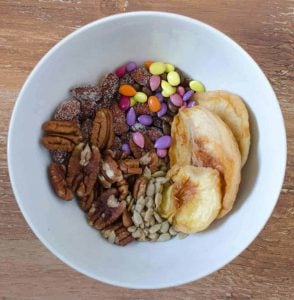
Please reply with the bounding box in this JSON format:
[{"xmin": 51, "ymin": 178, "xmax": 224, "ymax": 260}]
[
  {"xmin": 155, "ymin": 92, "xmax": 164, "ymax": 102},
  {"xmin": 132, "ymin": 132, "xmax": 145, "ymax": 148},
  {"xmin": 187, "ymin": 101, "xmax": 196, "ymax": 108},
  {"xmin": 154, "ymin": 135, "xmax": 172, "ymax": 149},
  {"xmin": 126, "ymin": 61, "xmax": 137, "ymax": 72},
  {"xmin": 150, "ymin": 75, "xmax": 161, "ymax": 91},
  {"xmin": 156, "ymin": 148, "xmax": 167, "ymax": 158},
  {"xmin": 170, "ymin": 93, "xmax": 183, "ymax": 107},
  {"xmin": 183, "ymin": 90, "xmax": 194, "ymax": 101},
  {"xmin": 177, "ymin": 86, "xmax": 185, "ymax": 96},
  {"xmin": 118, "ymin": 95, "xmax": 130, "ymax": 111},
  {"xmin": 138, "ymin": 114, "xmax": 153, "ymax": 126},
  {"xmin": 122, "ymin": 143, "xmax": 131, "ymax": 154},
  {"xmin": 157, "ymin": 102, "xmax": 167, "ymax": 117},
  {"xmin": 126, "ymin": 107, "xmax": 136, "ymax": 126}
]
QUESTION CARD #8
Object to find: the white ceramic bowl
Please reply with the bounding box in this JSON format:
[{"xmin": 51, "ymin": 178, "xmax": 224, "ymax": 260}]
[{"xmin": 8, "ymin": 12, "xmax": 286, "ymax": 289}]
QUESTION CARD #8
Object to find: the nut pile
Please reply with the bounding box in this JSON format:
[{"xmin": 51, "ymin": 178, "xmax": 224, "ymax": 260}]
[{"xmin": 41, "ymin": 60, "xmax": 204, "ymax": 246}]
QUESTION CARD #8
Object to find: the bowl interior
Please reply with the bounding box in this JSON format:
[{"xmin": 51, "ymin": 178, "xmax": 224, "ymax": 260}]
[{"xmin": 8, "ymin": 12, "xmax": 286, "ymax": 288}]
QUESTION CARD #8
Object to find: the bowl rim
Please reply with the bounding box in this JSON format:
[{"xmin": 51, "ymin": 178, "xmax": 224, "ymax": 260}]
[{"xmin": 7, "ymin": 11, "xmax": 287, "ymax": 289}]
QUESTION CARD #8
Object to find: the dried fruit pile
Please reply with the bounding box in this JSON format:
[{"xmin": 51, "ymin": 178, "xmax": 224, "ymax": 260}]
[{"xmin": 41, "ymin": 61, "xmax": 202, "ymax": 245}]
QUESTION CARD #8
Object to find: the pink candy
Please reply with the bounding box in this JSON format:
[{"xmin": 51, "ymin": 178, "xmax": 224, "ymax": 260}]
[
  {"xmin": 132, "ymin": 132, "xmax": 145, "ymax": 148},
  {"xmin": 170, "ymin": 93, "xmax": 183, "ymax": 107},
  {"xmin": 115, "ymin": 65, "xmax": 126, "ymax": 78},
  {"xmin": 118, "ymin": 96, "xmax": 130, "ymax": 111},
  {"xmin": 156, "ymin": 148, "xmax": 167, "ymax": 158},
  {"xmin": 149, "ymin": 75, "xmax": 161, "ymax": 91},
  {"xmin": 177, "ymin": 86, "xmax": 185, "ymax": 96}
]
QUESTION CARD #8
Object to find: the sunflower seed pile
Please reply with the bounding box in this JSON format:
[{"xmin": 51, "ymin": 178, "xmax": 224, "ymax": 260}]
[{"xmin": 126, "ymin": 166, "xmax": 188, "ymax": 242}]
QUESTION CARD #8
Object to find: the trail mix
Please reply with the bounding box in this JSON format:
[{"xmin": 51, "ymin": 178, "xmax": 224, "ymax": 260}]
[{"xmin": 41, "ymin": 61, "xmax": 204, "ymax": 246}]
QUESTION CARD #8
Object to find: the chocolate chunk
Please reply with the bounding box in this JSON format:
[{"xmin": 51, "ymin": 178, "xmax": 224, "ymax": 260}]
[
  {"xmin": 111, "ymin": 103, "xmax": 129, "ymax": 135},
  {"xmin": 53, "ymin": 98, "xmax": 80, "ymax": 121},
  {"xmin": 71, "ymin": 86, "xmax": 102, "ymax": 103},
  {"xmin": 130, "ymin": 66, "xmax": 151, "ymax": 87},
  {"xmin": 100, "ymin": 73, "xmax": 119, "ymax": 101}
]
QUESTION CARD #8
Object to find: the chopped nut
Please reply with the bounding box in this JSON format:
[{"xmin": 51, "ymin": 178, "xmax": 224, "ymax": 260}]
[
  {"xmin": 133, "ymin": 176, "xmax": 148, "ymax": 199},
  {"xmin": 88, "ymin": 188, "xmax": 126, "ymax": 230},
  {"xmin": 119, "ymin": 159, "xmax": 142, "ymax": 175},
  {"xmin": 80, "ymin": 144, "xmax": 92, "ymax": 166},
  {"xmin": 122, "ymin": 210, "xmax": 133, "ymax": 227}
]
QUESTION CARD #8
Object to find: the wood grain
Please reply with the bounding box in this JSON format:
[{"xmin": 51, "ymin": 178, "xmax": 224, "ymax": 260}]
[{"xmin": 0, "ymin": 0, "xmax": 293, "ymax": 299}]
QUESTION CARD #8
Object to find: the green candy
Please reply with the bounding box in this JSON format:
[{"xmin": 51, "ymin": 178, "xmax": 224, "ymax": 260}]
[
  {"xmin": 130, "ymin": 96, "xmax": 137, "ymax": 106},
  {"xmin": 167, "ymin": 71, "xmax": 180, "ymax": 86},
  {"xmin": 165, "ymin": 63, "xmax": 175, "ymax": 72},
  {"xmin": 134, "ymin": 92, "xmax": 147, "ymax": 103},
  {"xmin": 161, "ymin": 80, "xmax": 176, "ymax": 97},
  {"xmin": 149, "ymin": 62, "xmax": 166, "ymax": 75},
  {"xmin": 189, "ymin": 80, "xmax": 206, "ymax": 92}
]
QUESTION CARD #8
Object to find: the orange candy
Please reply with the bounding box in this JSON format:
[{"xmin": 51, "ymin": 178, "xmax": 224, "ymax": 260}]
[
  {"xmin": 148, "ymin": 96, "xmax": 161, "ymax": 112},
  {"xmin": 119, "ymin": 84, "xmax": 136, "ymax": 96},
  {"xmin": 144, "ymin": 60, "xmax": 153, "ymax": 69}
]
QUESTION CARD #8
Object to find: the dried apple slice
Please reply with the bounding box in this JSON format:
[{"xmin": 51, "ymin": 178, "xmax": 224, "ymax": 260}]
[
  {"xmin": 194, "ymin": 91, "xmax": 250, "ymax": 166},
  {"xmin": 158, "ymin": 165, "xmax": 222, "ymax": 233}
]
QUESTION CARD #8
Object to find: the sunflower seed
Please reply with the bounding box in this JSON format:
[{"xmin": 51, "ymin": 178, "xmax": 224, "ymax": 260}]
[
  {"xmin": 156, "ymin": 177, "xmax": 169, "ymax": 184},
  {"xmin": 146, "ymin": 197, "xmax": 154, "ymax": 208},
  {"xmin": 135, "ymin": 203, "xmax": 144, "ymax": 213},
  {"xmin": 152, "ymin": 170, "xmax": 166, "ymax": 178},
  {"xmin": 178, "ymin": 232, "xmax": 188, "ymax": 239},
  {"xmin": 169, "ymin": 226, "xmax": 178, "ymax": 236},
  {"xmin": 160, "ymin": 166, "xmax": 168, "ymax": 172},
  {"xmin": 127, "ymin": 226, "xmax": 136, "ymax": 233},
  {"xmin": 154, "ymin": 211, "xmax": 163, "ymax": 223},
  {"xmin": 132, "ymin": 228, "xmax": 142, "ymax": 239},
  {"xmin": 108, "ymin": 231, "xmax": 116, "ymax": 243},
  {"xmin": 143, "ymin": 167, "xmax": 152, "ymax": 179},
  {"xmin": 137, "ymin": 196, "xmax": 146, "ymax": 207},
  {"xmin": 149, "ymin": 224, "xmax": 161, "ymax": 234},
  {"xmin": 146, "ymin": 181, "xmax": 155, "ymax": 197},
  {"xmin": 144, "ymin": 207, "xmax": 153, "ymax": 223},
  {"xmin": 150, "ymin": 216, "xmax": 155, "ymax": 226},
  {"xmin": 144, "ymin": 228, "xmax": 149, "ymax": 236},
  {"xmin": 132, "ymin": 211, "xmax": 143, "ymax": 227},
  {"xmin": 157, "ymin": 233, "xmax": 171, "ymax": 242},
  {"xmin": 160, "ymin": 221, "xmax": 170, "ymax": 233},
  {"xmin": 155, "ymin": 192, "xmax": 162, "ymax": 208},
  {"xmin": 149, "ymin": 233, "xmax": 159, "ymax": 241},
  {"xmin": 155, "ymin": 182, "xmax": 163, "ymax": 193}
]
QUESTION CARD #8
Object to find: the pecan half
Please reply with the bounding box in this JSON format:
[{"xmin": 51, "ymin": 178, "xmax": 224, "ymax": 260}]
[
  {"xmin": 91, "ymin": 108, "xmax": 114, "ymax": 150},
  {"xmin": 133, "ymin": 176, "xmax": 148, "ymax": 199},
  {"xmin": 78, "ymin": 189, "xmax": 95, "ymax": 212},
  {"xmin": 76, "ymin": 145, "xmax": 101, "ymax": 197},
  {"xmin": 66, "ymin": 143, "xmax": 84, "ymax": 188},
  {"xmin": 88, "ymin": 188, "xmax": 126, "ymax": 230},
  {"xmin": 80, "ymin": 144, "xmax": 92, "ymax": 167},
  {"xmin": 48, "ymin": 163, "xmax": 73, "ymax": 200},
  {"xmin": 119, "ymin": 159, "xmax": 142, "ymax": 175},
  {"xmin": 42, "ymin": 120, "xmax": 82, "ymax": 151}
]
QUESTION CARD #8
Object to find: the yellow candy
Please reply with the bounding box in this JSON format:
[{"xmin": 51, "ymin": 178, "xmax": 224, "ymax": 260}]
[
  {"xmin": 165, "ymin": 63, "xmax": 175, "ymax": 72},
  {"xmin": 167, "ymin": 71, "xmax": 180, "ymax": 86},
  {"xmin": 134, "ymin": 91, "xmax": 147, "ymax": 103},
  {"xmin": 130, "ymin": 97, "xmax": 136, "ymax": 106},
  {"xmin": 161, "ymin": 80, "xmax": 176, "ymax": 96},
  {"xmin": 189, "ymin": 80, "xmax": 206, "ymax": 92},
  {"xmin": 149, "ymin": 62, "xmax": 166, "ymax": 75}
]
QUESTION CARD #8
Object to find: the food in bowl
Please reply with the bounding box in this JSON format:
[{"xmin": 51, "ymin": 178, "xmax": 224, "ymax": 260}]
[{"xmin": 40, "ymin": 60, "xmax": 250, "ymax": 246}]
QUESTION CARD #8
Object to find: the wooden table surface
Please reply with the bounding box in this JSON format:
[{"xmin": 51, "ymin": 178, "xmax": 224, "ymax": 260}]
[{"xmin": 0, "ymin": 1, "xmax": 293, "ymax": 299}]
